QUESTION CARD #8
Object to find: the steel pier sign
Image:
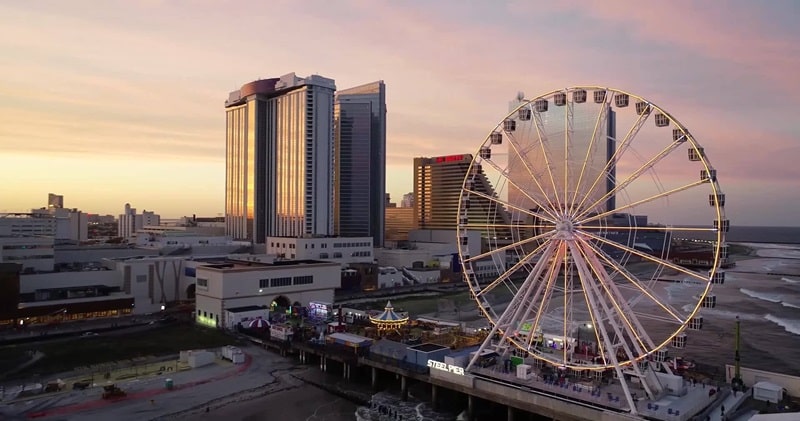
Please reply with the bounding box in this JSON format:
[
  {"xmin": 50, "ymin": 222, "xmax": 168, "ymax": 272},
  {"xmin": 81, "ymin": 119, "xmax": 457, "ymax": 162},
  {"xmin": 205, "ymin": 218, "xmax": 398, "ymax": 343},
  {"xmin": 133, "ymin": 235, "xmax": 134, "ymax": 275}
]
[{"xmin": 428, "ymin": 359, "xmax": 465, "ymax": 375}]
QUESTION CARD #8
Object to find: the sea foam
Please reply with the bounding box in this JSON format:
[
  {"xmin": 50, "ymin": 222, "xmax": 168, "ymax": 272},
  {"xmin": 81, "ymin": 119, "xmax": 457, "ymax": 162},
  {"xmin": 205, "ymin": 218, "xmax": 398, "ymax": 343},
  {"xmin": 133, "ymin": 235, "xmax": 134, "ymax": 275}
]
[
  {"xmin": 739, "ymin": 288, "xmax": 783, "ymax": 303},
  {"xmin": 764, "ymin": 314, "xmax": 800, "ymax": 336}
]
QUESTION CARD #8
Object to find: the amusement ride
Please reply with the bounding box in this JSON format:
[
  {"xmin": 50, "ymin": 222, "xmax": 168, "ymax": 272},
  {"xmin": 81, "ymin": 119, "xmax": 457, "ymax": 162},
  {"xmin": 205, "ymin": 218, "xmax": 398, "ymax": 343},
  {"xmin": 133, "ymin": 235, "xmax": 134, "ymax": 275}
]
[{"xmin": 457, "ymin": 87, "xmax": 729, "ymax": 414}]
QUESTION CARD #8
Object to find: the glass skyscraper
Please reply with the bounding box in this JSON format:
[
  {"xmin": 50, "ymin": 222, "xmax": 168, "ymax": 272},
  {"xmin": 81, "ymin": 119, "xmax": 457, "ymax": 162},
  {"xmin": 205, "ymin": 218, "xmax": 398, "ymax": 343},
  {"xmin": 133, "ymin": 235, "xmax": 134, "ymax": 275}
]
[
  {"xmin": 506, "ymin": 97, "xmax": 616, "ymax": 214},
  {"xmin": 225, "ymin": 73, "xmax": 336, "ymax": 243},
  {"xmin": 334, "ymin": 81, "xmax": 387, "ymax": 247}
]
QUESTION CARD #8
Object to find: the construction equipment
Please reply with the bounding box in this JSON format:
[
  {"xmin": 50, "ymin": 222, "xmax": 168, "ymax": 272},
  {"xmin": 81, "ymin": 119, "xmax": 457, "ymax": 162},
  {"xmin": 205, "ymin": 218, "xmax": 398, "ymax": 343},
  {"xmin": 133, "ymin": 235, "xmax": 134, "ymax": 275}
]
[{"xmin": 101, "ymin": 384, "xmax": 126, "ymax": 399}]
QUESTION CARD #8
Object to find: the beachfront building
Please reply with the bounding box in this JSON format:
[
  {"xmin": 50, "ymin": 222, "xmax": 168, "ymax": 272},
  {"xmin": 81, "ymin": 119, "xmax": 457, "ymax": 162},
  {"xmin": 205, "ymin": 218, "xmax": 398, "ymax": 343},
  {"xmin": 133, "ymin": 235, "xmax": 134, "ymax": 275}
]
[
  {"xmin": 413, "ymin": 154, "xmax": 512, "ymax": 251},
  {"xmin": 194, "ymin": 258, "xmax": 341, "ymax": 329}
]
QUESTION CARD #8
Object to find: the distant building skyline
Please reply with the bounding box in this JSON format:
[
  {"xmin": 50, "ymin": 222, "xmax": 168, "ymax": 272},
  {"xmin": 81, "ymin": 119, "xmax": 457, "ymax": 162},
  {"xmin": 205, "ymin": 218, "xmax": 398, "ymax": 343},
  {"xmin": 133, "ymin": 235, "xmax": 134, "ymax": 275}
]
[
  {"xmin": 334, "ymin": 81, "xmax": 387, "ymax": 248},
  {"xmin": 118, "ymin": 203, "xmax": 160, "ymax": 240},
  {"xmin": 47, "ymin": 193, "xmax": 63, "ymax": 209}
]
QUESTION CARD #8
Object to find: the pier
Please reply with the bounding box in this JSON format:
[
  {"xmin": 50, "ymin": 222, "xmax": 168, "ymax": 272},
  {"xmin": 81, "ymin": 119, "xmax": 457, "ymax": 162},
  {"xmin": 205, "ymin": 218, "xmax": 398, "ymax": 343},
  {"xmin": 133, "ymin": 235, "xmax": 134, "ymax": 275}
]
[{"xmin": 247, "ymin": 335, "xmax": 726, "ymax": 421}]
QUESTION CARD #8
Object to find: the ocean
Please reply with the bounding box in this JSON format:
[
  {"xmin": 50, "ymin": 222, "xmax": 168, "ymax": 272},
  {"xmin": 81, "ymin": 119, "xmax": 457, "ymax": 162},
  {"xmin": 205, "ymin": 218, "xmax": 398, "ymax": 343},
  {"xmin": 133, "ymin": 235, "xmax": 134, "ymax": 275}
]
[{"xmin": 685, "ymin": 225, "xmax": 800, "ymax": 244}]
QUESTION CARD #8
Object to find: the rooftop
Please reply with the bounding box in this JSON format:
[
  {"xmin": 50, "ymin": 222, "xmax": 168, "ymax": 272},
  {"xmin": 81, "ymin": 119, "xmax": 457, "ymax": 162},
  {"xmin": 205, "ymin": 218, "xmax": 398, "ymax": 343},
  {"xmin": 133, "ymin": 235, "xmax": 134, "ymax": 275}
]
[
  {"xmin": 200, "ymin": 258, "xmax": 339, "ymax": 271},
  {"xmin": 409, "ymin": 343, "xmax": 450, "ymax": 353}
]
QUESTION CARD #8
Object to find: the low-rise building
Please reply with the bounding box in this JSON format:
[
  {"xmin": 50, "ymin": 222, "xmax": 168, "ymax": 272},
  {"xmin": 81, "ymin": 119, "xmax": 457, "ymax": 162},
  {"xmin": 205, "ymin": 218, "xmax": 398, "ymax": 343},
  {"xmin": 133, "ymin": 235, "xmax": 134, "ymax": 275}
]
[
  {"xmin": 194, "ymin": 258, "xmax": 340, "ymax": 329},
  {"xmin": 266, "ymin": 236, "xmax": 373, "ymax": 266},
  {"xmin": 0, "ymin": 235, "xmax": 55, "ymax": 273}
]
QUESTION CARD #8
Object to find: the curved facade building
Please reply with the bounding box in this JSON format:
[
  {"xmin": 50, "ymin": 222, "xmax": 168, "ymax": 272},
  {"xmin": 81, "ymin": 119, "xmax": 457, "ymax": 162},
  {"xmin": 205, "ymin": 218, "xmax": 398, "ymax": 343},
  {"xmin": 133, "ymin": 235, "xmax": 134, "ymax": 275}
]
[{"xmin": 225, "ymin": 73, "xmax": 336, "ymax": 243}]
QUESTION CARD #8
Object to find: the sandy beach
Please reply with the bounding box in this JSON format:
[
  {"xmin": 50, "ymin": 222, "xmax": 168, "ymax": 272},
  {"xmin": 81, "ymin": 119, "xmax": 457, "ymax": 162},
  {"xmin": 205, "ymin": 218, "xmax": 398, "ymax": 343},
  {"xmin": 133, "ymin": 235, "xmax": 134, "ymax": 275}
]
[{"xmin": 201, "ymin": 383, "xmax": 359, "ymax": 421}]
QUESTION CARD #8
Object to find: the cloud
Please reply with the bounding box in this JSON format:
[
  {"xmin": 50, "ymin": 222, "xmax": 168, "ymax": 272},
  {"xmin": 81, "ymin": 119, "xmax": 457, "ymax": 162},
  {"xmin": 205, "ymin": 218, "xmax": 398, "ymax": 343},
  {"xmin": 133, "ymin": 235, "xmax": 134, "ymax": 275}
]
[{"xmin": 1, "ymin": 0, "xmax": 798, "ymax": 223}]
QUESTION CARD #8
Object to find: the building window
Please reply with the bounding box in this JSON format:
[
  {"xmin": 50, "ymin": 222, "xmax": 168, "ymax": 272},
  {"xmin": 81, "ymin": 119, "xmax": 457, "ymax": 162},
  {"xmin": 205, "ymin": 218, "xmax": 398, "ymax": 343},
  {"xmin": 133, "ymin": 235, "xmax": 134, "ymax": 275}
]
[
  {"xmin": 259, "ymin": 279, "xmax": 269, "ymax": 288},
  {"xmin": 333, "ymin": 252, "xmax": 342, "ymax": 258},
  {"xmin": 293, "ymin": 275, "xmax": 313, "ymax": 285},
  {"xmin": 197, "ymin": 278, "xmax": 208, "ymax": 290},
  {"xmin": 319, "ymin": 253, "xmax": 329, "ymax": 258},
  {"xmin": 270, "ymin": 277, "xmax": 292, "ymax": 288}
]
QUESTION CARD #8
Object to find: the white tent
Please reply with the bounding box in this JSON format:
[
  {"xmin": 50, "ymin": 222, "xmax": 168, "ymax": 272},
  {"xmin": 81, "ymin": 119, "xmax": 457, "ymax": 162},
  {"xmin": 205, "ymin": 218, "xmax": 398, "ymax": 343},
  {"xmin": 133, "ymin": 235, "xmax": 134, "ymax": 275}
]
[{"xmin": 752, "ymin": 381, "xmax": 785, "ymax": 403}]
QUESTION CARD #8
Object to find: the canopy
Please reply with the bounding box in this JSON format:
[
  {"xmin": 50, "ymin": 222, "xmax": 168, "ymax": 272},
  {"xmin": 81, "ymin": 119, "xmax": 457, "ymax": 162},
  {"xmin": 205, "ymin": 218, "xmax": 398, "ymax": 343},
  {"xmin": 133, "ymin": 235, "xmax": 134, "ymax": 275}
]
[
  {"xmin": 248, "ymin": 317, "xmax": 270, "ymax": 329},
  {"xmin": 369, "ymin": 301, "xmax": 408, "ymax": 331}
]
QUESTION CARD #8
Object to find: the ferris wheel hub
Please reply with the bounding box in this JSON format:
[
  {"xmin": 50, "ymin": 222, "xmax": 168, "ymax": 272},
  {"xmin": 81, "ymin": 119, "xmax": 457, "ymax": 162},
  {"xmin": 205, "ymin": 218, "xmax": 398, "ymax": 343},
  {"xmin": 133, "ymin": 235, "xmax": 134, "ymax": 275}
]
[{"xmin": 555, "ymin": 219, "xmax": 575, "ymax": 238}]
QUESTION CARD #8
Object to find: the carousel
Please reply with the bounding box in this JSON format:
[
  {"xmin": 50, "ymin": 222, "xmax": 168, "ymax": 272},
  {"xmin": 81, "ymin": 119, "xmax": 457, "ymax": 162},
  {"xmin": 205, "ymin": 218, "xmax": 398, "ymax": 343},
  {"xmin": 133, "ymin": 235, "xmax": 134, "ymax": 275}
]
[{"xmin": 369, "ymin": 301, "xmax": 408, "ymax": 333}]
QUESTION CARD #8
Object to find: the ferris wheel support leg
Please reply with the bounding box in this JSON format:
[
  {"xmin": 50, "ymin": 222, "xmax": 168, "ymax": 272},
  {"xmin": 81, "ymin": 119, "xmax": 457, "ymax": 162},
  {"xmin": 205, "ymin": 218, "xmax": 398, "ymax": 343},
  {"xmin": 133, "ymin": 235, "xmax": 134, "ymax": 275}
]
[
  {"xmin": 568, "ymin": 241, "xmax": 640, "ymax": 415},
  {"xmin": 465, "ymin": 246, "xmax": 555, "ymax": 371}
]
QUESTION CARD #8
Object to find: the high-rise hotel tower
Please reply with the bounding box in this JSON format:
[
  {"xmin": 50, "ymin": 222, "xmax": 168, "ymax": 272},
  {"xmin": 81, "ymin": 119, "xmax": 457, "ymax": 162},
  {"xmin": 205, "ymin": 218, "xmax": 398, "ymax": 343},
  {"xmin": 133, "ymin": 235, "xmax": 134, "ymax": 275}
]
[
  {"xmin": 334, "ymin": 81, "xmax": 387, "ymax": 247},
  {"xmin": 225, "ymin": 73, "xmax": 336, "ymax": 243}
]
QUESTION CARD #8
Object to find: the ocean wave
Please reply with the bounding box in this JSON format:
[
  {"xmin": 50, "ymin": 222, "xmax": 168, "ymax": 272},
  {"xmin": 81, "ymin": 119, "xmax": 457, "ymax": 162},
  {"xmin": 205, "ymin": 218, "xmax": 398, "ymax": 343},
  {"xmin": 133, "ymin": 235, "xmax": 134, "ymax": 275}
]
[
  {"xmin": 783, "ymin": 277, "xmax": 800, "ymax": 284},
  {"xmin": 739, "ymin": 288, "xmax": 783, "ymax": 303},
  {"xmin": 764, "ymin": 314, "xmax": 800, "ymax": 336},
  {"xmin": 782, "ymin": 302, "xmax": 800, "ymax": 309}
]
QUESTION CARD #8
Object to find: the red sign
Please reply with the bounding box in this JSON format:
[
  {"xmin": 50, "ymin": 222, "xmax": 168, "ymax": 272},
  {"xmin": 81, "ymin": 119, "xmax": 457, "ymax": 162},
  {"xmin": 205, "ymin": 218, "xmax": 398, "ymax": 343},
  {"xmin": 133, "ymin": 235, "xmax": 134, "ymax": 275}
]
[{"xmin": 434, "ymin": 154, "xmax": 466, "ymax": 163}]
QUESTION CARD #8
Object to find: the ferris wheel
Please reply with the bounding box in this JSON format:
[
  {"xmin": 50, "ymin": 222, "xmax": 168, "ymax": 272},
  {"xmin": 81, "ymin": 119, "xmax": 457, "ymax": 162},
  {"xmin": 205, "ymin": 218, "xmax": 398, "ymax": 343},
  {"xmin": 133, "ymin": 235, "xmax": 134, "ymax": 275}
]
[{"xmin": 458, "ymin": 87, "xmax": 728, "ymax": 403}]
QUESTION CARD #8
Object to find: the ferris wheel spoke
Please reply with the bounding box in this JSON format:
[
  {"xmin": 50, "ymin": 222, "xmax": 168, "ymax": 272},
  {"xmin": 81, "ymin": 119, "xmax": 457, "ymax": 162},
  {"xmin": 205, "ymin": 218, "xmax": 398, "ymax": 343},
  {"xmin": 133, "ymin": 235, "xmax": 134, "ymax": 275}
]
[
  {"xmin": 464, "ymin": 230, "xmax": 553, "ymax": 264},
  {"xmin": 495, "ymin": 243, "xmax": 558, "ymax": 345},
  {"xmin": 631, "ymin": 311, "xmax": 685, "ymax": 324},
  {"xmin": 526, "ymin": 242, "xmax": 566, "ymax": 353},
  {"xmin": 580, "ymin": 230, "xmax": 709, "ymax": 282},
  {"xmin": 579, "ymin": 237, "xmax": 685, "ymax": 324},
  {"xmin": 577, "ymin": 179, "xmax": 708, "ymax": 226},
  {"xmin": 574, "ymin": 240, "xmax": 653, "ymax": 354},
  {"xmin": 505, "ymin": 130, "xmax": 561, "ymax": 217},
  {"xmin": 574, "ymin": 140, "xmax": 683, "ymax": 222},
  {"xmin": 562, "ymin": 242, "xmax": 576, "ymax": 364},
  {"xmin": 475, "ymin": 239, "xmax": 552, "ymax": 299},
  {"xmin": 511, "ymin": 251, "xmax": 560, "ymax": 353},
  {"xmin": 570, "ymin": 95, "xmax": 610, "ymax": 209},
  {"xmin": 573, "ymin": 104, "xmax": 652, "ymax": 216},
  {"xmin": 464, "ymin": 188, "xmax": 546, "ymax": 223},
  {"xmin": 463, "ymin": 223, "xmax": 554, "ymax": 230},
  {"xmin": 563, "ymin": 100, "xmax": 573, "ymax": 212},
  {"xmin": 576, "ymin": 225, "xmax": 716, "ymax": 233},
  {"xmin": 532, "ymin": 111, "xmax": 564, "ymax": 213},
  {"xmin": 480, "ymin": 155, "xmax": 560, "ymax": 222},
  {"xmin": 571, "ymin": 250, "xmax": 609, "ymax": 366},
  {"xmin": 577, "ymin": 239, "xmax": 667, "ymax": 351}
]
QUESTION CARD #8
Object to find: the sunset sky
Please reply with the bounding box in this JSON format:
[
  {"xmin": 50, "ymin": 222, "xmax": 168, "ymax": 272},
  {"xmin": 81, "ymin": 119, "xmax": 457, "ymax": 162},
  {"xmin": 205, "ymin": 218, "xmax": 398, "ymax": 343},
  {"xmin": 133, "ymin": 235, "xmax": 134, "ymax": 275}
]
[{"xmin": 1, "ymin": 1, "xmax": 799, "ymax": 226}]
